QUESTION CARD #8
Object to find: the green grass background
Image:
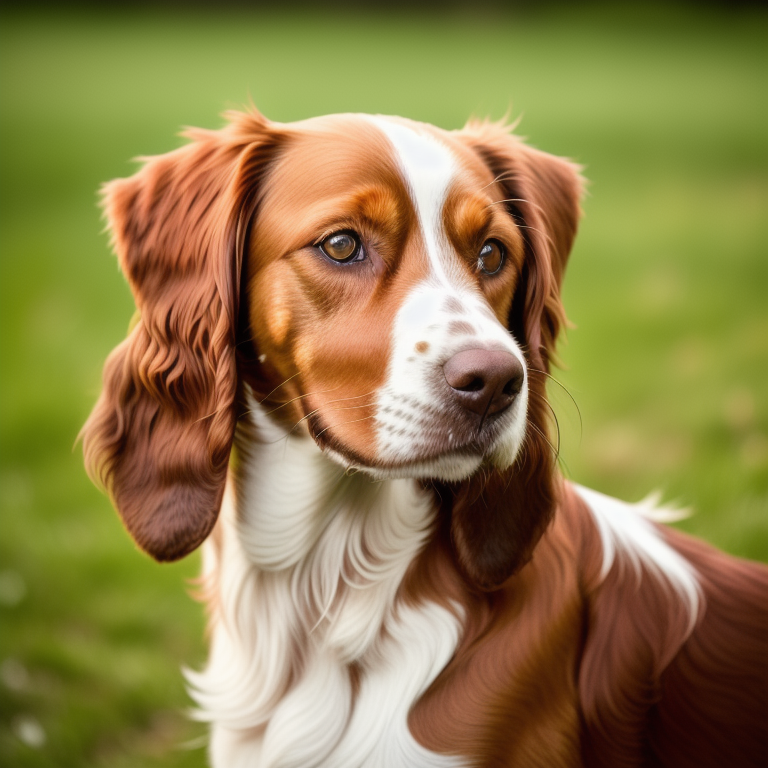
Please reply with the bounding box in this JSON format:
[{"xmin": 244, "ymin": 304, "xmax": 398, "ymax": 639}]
[{"xmin": 1, "ymin": 4, "xmax": 766, "ymax": 766}]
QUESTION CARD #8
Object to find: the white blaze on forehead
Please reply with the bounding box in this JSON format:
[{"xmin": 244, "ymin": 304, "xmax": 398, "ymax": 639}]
[{"xmin": 366, "ymin": 116, "xmax": 457, "ymax": 287}]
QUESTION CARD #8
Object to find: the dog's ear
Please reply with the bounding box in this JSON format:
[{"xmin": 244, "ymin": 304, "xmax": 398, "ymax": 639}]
[
  {"xmin": 450, "ymin": 121, "xmax": 584, "ymax": 590},
  {"xmin": 82, "ymin": 111, "xmax": 282, "ymax": 561}
]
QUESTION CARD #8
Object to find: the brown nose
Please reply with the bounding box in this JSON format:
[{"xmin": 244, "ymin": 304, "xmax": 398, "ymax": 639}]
[{"xmin": 443, "ymin": 349, "xmax": 524, "ymax": 418}]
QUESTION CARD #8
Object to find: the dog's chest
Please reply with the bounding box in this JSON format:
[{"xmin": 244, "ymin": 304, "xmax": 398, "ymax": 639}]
[
  {"xmin": 193, "ymin": 408, "xmax": 471, "ymax": 766},
  {"xmin": 193, "ymin": 410, "xmax": 586, "ymax": 767}
]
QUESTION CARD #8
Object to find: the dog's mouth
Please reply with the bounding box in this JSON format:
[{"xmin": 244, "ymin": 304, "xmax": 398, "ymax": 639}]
[{"xmin": 305, "ymin": 406, "xmax": 523, "ymax": 482}]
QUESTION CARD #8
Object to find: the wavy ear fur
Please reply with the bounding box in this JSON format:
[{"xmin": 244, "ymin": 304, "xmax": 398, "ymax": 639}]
[
  {"xmin": 450, "ymin": 121, "xmax": 584, "ymax": 590},
  {"xmin": 82, "ymin": 111, "xmax": 282, "ymax": 561}
]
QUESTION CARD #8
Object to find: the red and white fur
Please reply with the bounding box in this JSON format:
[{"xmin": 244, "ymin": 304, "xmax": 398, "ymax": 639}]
[{"xmin": 82, "ymin": 111, "xmax": 767, "ymax": 767}]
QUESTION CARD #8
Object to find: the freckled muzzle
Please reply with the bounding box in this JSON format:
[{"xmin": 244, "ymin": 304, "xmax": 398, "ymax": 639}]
[{"xmin": 370, "ymin": 282, "xmax": 530, "ymax": 480}]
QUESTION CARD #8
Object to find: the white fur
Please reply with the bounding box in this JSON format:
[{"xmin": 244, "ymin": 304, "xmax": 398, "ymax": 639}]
[
  {"xmin": 186, "ymin": 394, "xmax": 467, "ymax": 768},
  {"xmin": 373, "ymin": 283, "xmax": 528, "ymax": 477},
  {"xmin": 366, "ymin": 116, "xmax": 457, "ymax": 288},
  {"xmin": 575, "ymin": 485, "xmax": 702, "ymax": 635}
]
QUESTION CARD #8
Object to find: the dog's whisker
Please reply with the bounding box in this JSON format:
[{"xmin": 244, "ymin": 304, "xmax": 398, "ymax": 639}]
[
  {"xmin": 313, "ymin": 414, "xmax": 375, "ymax": 440},
  {"xmin": 488, "ymin": 169, "xmax": 521, "ymax": 187},
  {"xmin": 255, "ymin": 371, "xmax": 303, "ymax": 405},
  {"xmin": 290, "ymin": 405, "xmax": 324, "ymax": 433},
  {"xmin": 262, "ymin": 393, "xmax": 320, "ymax": 417},
  {"xmin": 528, "ymin": 390, "xmax": 562, "ymax": 456},
  {"xmin": 477, "ymin": 171, "xmax": 517, "ymax": 193},
  {"xmin": 527, "ymin": 421, "xmax": 560, "ymax": 462},
  {"xmin": 514, "ymin": 223, "xmax": 556, "ymax": 251},
  {"xmin": 258, "ymin": 387, "xmax": 373, "ymax": 418},
  {"xmin": 248, "ymin": 384, "xmax": 347, "ymax": 418},
  {"xmin": 484, "ymin": 197, "xmax": 534, "ymax": 211},
  {"xmin": 529, "ymin": 367, "xmax": 582, "ymax": 437},
  {"xmin": 325, "ymin": 402, "xmax": 376, "ymax": 412},
  {"xmin": 323, "ymin": 391, "xmax": 377, "ymax": 406},
  {"xmin": 289, "ymin": 397, "xmax": 377, "ymax": 433}
]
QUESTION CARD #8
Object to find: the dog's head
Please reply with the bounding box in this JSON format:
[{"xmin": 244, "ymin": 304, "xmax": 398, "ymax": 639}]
[{"xmin": 82, "ymin": 110, "xmax": 582, "ymax": 589}]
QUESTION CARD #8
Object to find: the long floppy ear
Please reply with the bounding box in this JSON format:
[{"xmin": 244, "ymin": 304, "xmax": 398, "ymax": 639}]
[
  {"xmin": 81, "ymin": 111, "xmax": 282, "ymax": 561},
  {"xmin": 449, "ymin": 121, "xmax": 584, "ymax": 590}
]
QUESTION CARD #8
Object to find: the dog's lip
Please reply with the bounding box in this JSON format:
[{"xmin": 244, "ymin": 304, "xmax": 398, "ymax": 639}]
[
  {"xmin": 310, "ymin": 417, "xmax": 492, "ymax": 473},
  {"xmin": 303, "ymin": 396, "xmax": 515, "ymax": 474},
  {"xmin": 322, "ymin": 442, "xmax": 485, "ymax": 481},
  {"xmin": 356, "ymin": 444, "xmax": 482, "ymax": 471}
]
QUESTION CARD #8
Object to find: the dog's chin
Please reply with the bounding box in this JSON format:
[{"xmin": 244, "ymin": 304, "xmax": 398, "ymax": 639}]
[
  {"xmin": 320, "ymin": 431, "xmax": 525, "ymax": 483},
  {"xmin": 356, "ymin": 453, "xmax": 483, "ymax": 483}
]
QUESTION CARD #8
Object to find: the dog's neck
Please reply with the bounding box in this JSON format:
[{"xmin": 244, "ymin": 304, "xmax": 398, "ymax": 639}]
[
  {"xmin": 234, "ymin": 396, "xmax": 438, "ymax": 652},
  {"xmin": 190, "ymin": 395, "xmax": 464, "ymax": 765}
]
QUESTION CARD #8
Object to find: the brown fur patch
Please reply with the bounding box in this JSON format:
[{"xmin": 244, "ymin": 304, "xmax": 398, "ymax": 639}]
[
  {"xmin": 405, "ymin": 497, "xmax": 584, "ymax": 766},
  {"xmin": 81, "ymin": 111, "xmax": 285, "ymax": 561}
]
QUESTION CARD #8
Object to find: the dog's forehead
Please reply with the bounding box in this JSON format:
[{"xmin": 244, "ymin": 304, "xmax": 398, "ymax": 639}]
[
  {"xmin": 264, "ymin": 114, "xmax": 493, "ymax": 220},
  {"xmin": 267, "ymin": 114, "xmax": 405, "ymax": 195},
  {"xmin": 364, "ymin": 116, "xmax": 457, "ymax": 196},
  {"xmin": 251, "ymin": 114, "xmax": 510, "ymax": 295},
  {"xmin": 364, "ymin": 116, "xmax": 458, "ymax": 284},
  {"xmin": 362, "ymin": 115, "xmax": 499, "ymax": 200}
]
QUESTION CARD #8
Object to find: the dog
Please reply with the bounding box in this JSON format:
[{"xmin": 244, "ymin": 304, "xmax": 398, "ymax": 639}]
[{"xmin": 82, "ymin": 110, "xmax": 767, "ymax": 767}]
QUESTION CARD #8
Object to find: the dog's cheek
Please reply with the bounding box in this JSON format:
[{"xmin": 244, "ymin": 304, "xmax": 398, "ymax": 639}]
[
  {"xmin": 247, "ymin": 264, "xmax": 298, "ymax": 356},
  {"xmin": 298, "ymin": 316, "xmax": 392, "ymax": 459}
]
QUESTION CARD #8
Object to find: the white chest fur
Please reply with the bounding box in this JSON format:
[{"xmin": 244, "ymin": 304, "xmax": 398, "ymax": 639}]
[{"xmin": 186, "ymin": 401, "xmax": 466, "ymax": 768}]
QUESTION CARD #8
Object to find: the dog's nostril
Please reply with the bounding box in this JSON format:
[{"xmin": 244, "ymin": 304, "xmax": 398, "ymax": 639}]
[
  {"xmin": 462, "ymin": 377, "xmax": 485, "ymax": 393},
  {"xmin": 502, "ymin": 375, "xmax": 522, "ymax": 398}
]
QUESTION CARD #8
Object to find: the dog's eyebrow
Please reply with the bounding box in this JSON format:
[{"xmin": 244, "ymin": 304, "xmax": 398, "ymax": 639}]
[
  {"xmin": 442, "ymin": 189, "xmax": 524, "ymax": 262},
  {"xmin": 313, "ymin": 186, "xmax": 407, "ymax": 237},
  {"xmin": 446, "ymin": 193, "xmax": 494, "ymax": 239},
  {"xmin": 276, "ymin": 185, "xmax": 411, "ymax": 253}
]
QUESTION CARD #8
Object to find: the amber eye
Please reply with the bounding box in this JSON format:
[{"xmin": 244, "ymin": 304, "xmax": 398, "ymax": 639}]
[
  {"xmin": 478, "ymin": 240, "xmax": 505, "ymax": 275},
  {"xmin": 319, "ymin": 231, "xmax": 363, "ymax": 263}
]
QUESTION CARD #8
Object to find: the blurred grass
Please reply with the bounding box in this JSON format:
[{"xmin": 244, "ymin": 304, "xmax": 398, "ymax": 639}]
[{"xmin": 0, "ymin": 4, "xmax": 766, "ymax": 766}]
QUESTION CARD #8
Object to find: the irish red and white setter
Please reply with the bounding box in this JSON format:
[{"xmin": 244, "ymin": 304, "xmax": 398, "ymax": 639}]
[{"xmin": 82, "ymin": 110, "xmax": 767, "ymax": 767}]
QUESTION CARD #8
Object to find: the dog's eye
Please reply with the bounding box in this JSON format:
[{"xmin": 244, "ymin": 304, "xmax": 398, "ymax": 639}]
[
  {"xmin": 478, "ymin": 240, "xmax": 505, "ymax": 275},
  {"xmin": 319, "ymin": 231, "xmax": 364, "ymax": 263}
]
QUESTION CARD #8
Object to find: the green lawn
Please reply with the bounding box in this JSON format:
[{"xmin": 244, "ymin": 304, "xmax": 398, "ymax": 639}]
[{"xmin": 1, "ymin": 5, "xmax": 766, "ymax": 766}]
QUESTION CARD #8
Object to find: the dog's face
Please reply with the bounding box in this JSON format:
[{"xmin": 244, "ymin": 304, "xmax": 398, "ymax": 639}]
[
  {"xmin": 82, "ymin": 110, "xmax": 582, "ymax": 586},
  {"xmin": 247, "ymin": 115, "xmax": 528, "ymax": 481}
]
